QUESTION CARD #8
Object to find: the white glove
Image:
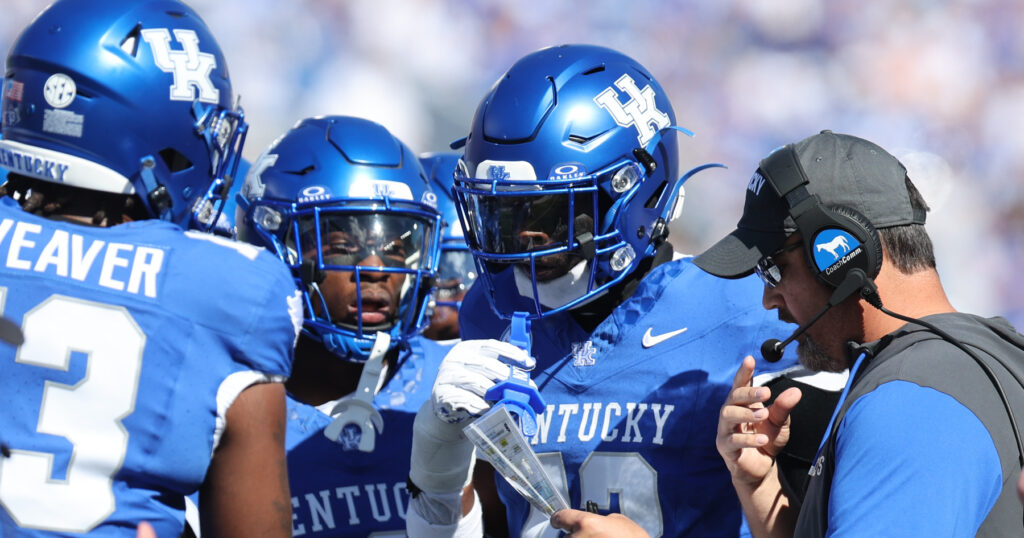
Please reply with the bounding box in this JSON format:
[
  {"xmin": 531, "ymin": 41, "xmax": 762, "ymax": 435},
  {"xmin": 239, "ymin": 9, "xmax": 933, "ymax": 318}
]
[
  {"xmin": 432, "ymin": 339, "xmax": 537, "ymax": 424},
  {"xmin": 409, "ymin": 339, "xmax": 536, "ymax": 499}
]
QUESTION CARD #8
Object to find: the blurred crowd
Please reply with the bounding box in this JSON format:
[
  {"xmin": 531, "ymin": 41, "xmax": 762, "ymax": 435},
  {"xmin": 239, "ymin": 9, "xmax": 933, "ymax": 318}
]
[{"xmin": 2, "ymin": 0, "xmax": 1022, "ymax": 324}]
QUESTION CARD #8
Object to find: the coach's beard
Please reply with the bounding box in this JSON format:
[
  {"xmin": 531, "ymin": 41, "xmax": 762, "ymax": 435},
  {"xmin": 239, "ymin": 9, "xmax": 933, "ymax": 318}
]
[{"xmin": 797, "ymin": 335, "xmax": 847, "ymax": 373}]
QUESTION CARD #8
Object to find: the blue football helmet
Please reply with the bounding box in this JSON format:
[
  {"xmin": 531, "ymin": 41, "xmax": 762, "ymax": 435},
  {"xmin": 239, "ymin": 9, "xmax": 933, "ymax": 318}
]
[
  {"xmin": 0, "ymin": 0, "xmax": 247, "ymax": 230},
  {"xmin": 453, "ymin": 44, "xmax": 705, "ymax": 318},
  {"xmin": 420, "ymin": 152, "xmax": 477, "ymax": 311},
  {"xmin": 236, "ymin": 116, "xmax": 441, "ymax": 362}
]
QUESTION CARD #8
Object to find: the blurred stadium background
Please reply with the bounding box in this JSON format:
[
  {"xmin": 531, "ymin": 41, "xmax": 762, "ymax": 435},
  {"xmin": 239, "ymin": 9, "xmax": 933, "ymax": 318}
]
[{"xmin": 3, "ymin": 0, "xmax": 1023, "ymax": 325}]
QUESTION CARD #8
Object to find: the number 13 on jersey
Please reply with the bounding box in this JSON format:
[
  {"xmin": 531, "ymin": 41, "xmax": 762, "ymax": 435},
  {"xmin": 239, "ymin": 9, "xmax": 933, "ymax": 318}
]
[
  {"xmin": 522, "ymin": 451, "xmax": 662, "ymax": 537},
  {"xmin": 1, "ymin": 289, "xmax": 144, "ymax": 533}
]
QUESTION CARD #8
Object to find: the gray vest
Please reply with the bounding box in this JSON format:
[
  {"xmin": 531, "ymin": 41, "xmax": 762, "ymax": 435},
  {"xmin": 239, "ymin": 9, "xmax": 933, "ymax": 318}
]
[{"xmin": 794, "ymin": 313, "xmax": 1024, "ymax": 537}]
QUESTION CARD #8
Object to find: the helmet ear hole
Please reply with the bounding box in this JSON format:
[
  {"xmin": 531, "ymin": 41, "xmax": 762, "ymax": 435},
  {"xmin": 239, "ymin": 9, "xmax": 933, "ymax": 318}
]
[
  {"xmin": 644, "ymin": 180, "xmax": 667, "ymax": 209},
  {"xmin": 159, "ymin": 148, "xmax": 193, "ymax": 173}
]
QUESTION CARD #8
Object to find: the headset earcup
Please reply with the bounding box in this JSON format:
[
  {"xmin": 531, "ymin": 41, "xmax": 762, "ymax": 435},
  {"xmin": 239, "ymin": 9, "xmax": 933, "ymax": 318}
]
[{"xmin": 823, "ymin": 205, "xmax": 882, "ymax": 282}]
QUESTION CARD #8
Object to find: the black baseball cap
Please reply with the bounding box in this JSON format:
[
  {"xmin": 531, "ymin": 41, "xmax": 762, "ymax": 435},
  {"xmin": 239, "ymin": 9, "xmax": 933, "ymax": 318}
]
[
  {"xmin": 694, "ymin": 130, "xmax": 926, "ymax": 278},
  {"xmin": 0, "ymin": 316, "xmax": 23, "ymax": 346}
]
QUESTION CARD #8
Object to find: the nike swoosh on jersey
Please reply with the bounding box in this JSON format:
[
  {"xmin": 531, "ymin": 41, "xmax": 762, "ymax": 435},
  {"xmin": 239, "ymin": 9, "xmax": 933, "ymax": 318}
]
[{"xmin": 642, "ymin": 326, "xmax": 688, "ymax": 348}]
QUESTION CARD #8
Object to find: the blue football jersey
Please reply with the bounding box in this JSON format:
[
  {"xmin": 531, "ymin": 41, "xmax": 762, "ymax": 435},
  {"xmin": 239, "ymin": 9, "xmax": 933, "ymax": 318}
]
[
  {"xmin": 459, "ymin": 257, "xmax": 799, "ymax": 538},
  {"xmin": 285, "ymin": 336, "xmax": 451, "ymax": 537},
  {"xmin": 0, "ymin": 197, "xmax": 301, "ymax": 537}
]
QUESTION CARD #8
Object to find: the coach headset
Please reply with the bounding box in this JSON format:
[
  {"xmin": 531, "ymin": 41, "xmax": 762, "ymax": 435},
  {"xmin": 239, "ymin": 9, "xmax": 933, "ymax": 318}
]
[{"xmin": 757, "ymin": 141, "xmax": 1024, "ymax": 487}]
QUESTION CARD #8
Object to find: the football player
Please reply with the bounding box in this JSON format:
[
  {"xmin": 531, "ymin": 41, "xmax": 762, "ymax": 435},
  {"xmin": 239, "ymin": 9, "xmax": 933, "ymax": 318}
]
[
  {"xmin": 234, "ymin": 116, "xmax": 480, "ymax": 536},
  {"xmin": 408, "ymin": 44, "xmax": 801, "ymax": 537},
  {"xmin": 419, "ymin": 153, "xmax": 477, "ymax": 342},
  {"xmin": 0, "ymin": 0, "xmax": 301, "ymax": 536}
]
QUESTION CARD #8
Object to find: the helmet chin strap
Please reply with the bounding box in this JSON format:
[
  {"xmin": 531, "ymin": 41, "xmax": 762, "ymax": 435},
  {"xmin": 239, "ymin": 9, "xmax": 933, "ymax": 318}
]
[
  {"xmin": 320, "ymin": 330, "xmax": 374, "ymax": 362},
  {"xmin": 514, "ymin": 259, "xmax": 594, "ymax": 309},
  {"xmin": 323, "ymin": 331, "xmax": 390, "ymax": 452}
]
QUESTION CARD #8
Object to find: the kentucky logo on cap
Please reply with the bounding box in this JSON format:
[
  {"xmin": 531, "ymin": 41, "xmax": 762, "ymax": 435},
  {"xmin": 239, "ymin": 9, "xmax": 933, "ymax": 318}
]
[{"xmin": 747, "ymin": 171, "xmax": 767, "ymax": 196}]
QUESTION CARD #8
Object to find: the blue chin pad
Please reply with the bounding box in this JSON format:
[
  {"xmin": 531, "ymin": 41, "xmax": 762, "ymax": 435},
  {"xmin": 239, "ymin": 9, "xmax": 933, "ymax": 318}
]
[{"xmin": 320, "ymin": 330, "xmax": 374, "ymax": 362}]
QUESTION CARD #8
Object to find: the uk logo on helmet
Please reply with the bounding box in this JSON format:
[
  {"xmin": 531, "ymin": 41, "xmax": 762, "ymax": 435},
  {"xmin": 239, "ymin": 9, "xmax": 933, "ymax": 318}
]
[
  {"xmin": 593, "ymin": 74, "xmax": 670, "ymax": 147},
  {"xmin": 347, "ymin": 179, "xmax": 414, "ymax": 201},
  {"xmin": 240, "ymin": 153, "xmax": 278, "ymax": 200},
  {"xmin": 140, "ymin": 28, "xmax": 220, "ymax": 104},
  {"xmin": 489, "ymin": 165, "xmax": 510, "ymax": 181}
]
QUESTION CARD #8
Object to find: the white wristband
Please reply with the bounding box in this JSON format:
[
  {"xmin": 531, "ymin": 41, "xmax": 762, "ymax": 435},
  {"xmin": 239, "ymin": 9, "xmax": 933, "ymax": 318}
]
[
  {"xmin": 410, "ymin": 401, "xmax": 477, "ymax": 494},
  {"xmin": 407, "ymin": 488, "xmax": 483, "ymax": 538}
]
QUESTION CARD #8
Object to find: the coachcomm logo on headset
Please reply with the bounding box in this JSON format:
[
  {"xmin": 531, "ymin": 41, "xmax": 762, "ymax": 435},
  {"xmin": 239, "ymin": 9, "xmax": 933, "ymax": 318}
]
[{"xmin": 813, "ymin": 229, "xmax": 862, "ymax": 276}]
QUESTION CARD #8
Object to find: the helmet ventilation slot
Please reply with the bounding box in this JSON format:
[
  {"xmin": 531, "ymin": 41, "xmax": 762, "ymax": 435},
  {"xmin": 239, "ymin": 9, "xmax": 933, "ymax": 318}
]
[
  {"xmin": 159, "ymin": 148, "xmax": 192, "ymax": 173},
  {"xmin": 120, "ymin": 24, "xmax": 142, "ymax": 56}
]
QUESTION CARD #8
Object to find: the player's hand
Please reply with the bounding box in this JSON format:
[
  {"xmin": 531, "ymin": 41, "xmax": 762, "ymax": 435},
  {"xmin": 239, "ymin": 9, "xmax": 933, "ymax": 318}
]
[
  {"xmin": 716, "ymin": 356, "xmax": 802, "ymax": 489},
  {"xmin": 409, "ymin": 339, "xmax": 535, "ymax": 498},
  {"xmin": 136, "ymin": 522, "xmax": 156, "ymax": 538},
  {"xmin": 432, "ymin": 339, "xmax": 536, "ymax": 424},
  {"xmin": 550, "ymin": 509, "xmax": 651, "ymax": 538}
]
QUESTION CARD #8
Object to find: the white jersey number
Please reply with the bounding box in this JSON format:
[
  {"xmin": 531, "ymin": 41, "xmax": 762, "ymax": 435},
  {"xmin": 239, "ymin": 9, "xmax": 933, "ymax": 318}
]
[
  {"xmin": 0, "ymin": 292, "xmax": 144, "ymax": 532},
  {"xmin": 521, "ymin": 451, "xmax": 662, "ymax": 538}
]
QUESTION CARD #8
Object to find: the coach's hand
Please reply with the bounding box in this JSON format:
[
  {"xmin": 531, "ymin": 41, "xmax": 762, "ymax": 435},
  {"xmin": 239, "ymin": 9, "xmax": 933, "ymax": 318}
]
[
  {"xmin": 716, "ymin": 355, "xmax": 802, "ymax": 489},
  {"xmin": 550, "ymin": 509, "xmax": 651, "ymax": 538},
  {"xmin": 136, "ymin": 522, "xmax": 156, "ymax": 538}
]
